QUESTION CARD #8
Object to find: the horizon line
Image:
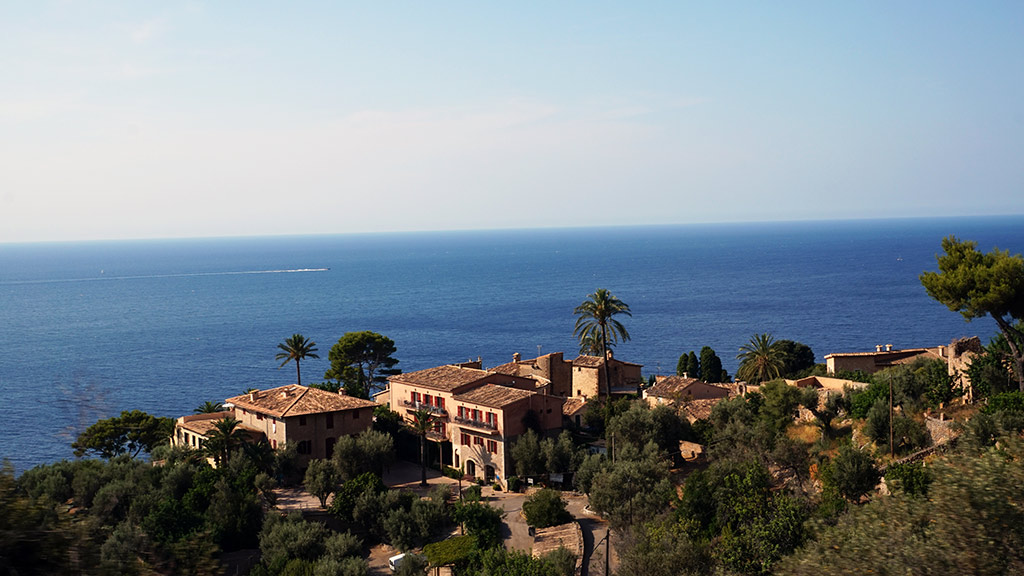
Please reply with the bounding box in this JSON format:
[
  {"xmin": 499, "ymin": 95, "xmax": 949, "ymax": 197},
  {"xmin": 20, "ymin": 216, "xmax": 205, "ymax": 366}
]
[{"xmin": 3, "ymin": 213, "xmax": 1022, "ymax": 247}]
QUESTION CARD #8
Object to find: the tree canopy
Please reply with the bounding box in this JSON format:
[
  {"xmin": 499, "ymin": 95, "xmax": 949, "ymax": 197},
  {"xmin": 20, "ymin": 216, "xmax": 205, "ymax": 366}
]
[
  {"xmin": 920, "ymin": 235, "xmax": 1024, "ymax": 390},
  {"xmin": 324, "ymin": 331, "xmax": 400, "ymax": 398},
  {"xmin": 72, "ymin": 410, "xmax": 174, "ymax": 458},
  {"xmin": 699, "ymin": 346, "xmax": 724, "ymax": 383}
]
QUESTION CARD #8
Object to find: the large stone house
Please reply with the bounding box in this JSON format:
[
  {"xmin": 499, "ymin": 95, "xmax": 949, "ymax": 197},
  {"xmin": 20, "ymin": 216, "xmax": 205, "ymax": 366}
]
[
  {"xmin": 490, "ymin": 350, "xmax": 643, "ymax": 400},
  {"xmin": 824, "ymin": 337, "xmax": 982, "ymax": 398},
  {"xmin": 642, "ymin": 375, "xmax": 733, "ymax": 422},
  {"xmin": 172, "ymin": 384, "xmax": 377, "ymax": 467},
  {"xmin": 387, "ymin": 363, "xmax": 564, "ymax": 487}
]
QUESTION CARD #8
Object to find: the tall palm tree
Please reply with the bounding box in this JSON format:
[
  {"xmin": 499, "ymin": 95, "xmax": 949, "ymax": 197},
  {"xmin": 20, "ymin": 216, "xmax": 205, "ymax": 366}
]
[
  {"xmin": 204, "ymin": 416, "xmax": 246, "ymax": 467},
  {"xmin": 736, "ymin": 333, "xmax": 786, "ymax": 383},
  {"xmin": 276, "ymin": 334, "xmax": 319, "ymax": 386},
  {"xmin": 578, "ymin": 331, "xmax": 615, "ymax": 357},
  {"xmin": 574, "ymin": 289, "xmax": 631, "ymax": 397},
  {"xmin": 408, "ymin": 409, "xmax": 437, "ymax": 487},
  {"xmin": 194, "ymin": 401, "xmax": 224, "ymax": 414}
]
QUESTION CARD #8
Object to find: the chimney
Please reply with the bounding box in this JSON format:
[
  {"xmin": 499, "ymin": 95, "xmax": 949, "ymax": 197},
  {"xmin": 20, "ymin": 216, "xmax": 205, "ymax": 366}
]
[
  {"xmin": 249, "ymin": 391, "xmax": 258, "ymax": 402},
  {"xmin": 513, "ymin": 352, "xmax": 521, "ymax": 362},
  {"xmin": 885, "ymin": 344, "xmax": 893, "ymax": 352},
  {"xmin": 338, "ymin": 389, "xmax": 346, "ymax": 396},
  {"xmin": 606, "ymin": 349, "xmax": 614, "ymax": 360},
  {"xmin": 876, "ymin": 344, "xmax": 883, "ymax": 352}
]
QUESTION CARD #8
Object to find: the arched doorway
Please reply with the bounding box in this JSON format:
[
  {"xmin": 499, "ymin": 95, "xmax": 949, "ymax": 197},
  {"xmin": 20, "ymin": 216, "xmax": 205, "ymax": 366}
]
[
  {"xmin": 484, "ymin": 465, "xmax": 495, "ymax": 483},
  {"xmin": 465, "ymin": 459, "xmax": 476, "ymax": 478}
]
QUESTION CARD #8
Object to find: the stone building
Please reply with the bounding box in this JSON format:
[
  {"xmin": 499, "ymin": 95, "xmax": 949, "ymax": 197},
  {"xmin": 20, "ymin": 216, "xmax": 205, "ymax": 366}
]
[
  {"xmin": 172, "ymin": 384, "xmax": 377, "ymax": 468},
  {"xmin": 387, "ymin": 364, "xmax": 564, "ymax": 487}
]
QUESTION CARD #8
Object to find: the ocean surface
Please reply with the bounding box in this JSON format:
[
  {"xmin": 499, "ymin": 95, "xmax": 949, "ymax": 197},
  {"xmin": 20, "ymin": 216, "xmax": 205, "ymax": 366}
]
[{"xmin": 2, "ymin": 216, "xmax": 1023, "ymax": 473}]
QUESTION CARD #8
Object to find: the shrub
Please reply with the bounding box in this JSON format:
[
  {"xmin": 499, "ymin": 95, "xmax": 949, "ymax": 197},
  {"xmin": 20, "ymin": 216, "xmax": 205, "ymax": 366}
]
[
  {"xmin": 884, "ymin": 461, "xmax": 932, "ymax": 496},
  {"xmin": 506, "ymin": 475, "xmax": 522, "ymax": 492},
  {"xmin": 522, "ymin": 488, "xmax": 572, "ymax": 528},
  {"xmin": 463, "ymin": 484, "xmax": 482, "ymax": 501},
  {"xmin": 825, "ymin": 444, "xmax": 880, "ymax": 502},
  {"xmin": 453, "ymin": 501, "xmax": 505, "ymax": 549}
]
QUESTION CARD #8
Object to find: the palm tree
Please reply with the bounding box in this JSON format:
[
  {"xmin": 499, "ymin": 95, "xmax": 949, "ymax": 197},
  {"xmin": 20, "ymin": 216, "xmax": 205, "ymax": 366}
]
[
  {"xmin": 736, "ymin": 333, "xmax": 786, "ymax": 383},
  {"xmin": 204, "ymin": 416, "xmax": 246, "ymax": 467},
  {"xmin": 408, "ymin": 409, "xmax": 437, "ymax": 487},
  {"xmin": 578, "ymin": 331, "xmax": 615, "ymax": 356},
  {"xmin": 276, "ymin": 334, "xmax": 319, "ymax": 386},
  {"xmin": 193, "ymin": 401, "xmax": 224, "ymax": 414},
  {"xmin": 574, "ymin": 289, "xmax": 632, "ymax": 397}
]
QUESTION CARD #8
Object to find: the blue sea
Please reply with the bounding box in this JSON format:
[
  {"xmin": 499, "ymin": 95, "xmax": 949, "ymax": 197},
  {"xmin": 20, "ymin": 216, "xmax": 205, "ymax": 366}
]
[{"xmin": 2, "ymin": 216, "xmax": 1023, "ymax": 473}]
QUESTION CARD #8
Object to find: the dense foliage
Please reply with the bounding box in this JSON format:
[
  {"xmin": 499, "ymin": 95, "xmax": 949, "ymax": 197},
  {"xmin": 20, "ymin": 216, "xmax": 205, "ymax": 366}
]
[
  {"xmin": 920, "ymin": 236, "xmax": 1024, "ymax": 391},
  {"xmin": 323, "ymin": 331, "xmax": 401, "ymax": 398}
]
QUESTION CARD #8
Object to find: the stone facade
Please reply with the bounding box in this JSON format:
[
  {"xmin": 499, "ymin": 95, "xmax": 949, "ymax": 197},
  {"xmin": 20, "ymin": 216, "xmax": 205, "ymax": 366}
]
[
  {"xmin": 388, "ymin": 364, "xmax": 564, "ymax": 487},
  {"xmin": 172, "ymin": 384, "xmax": 376, "ymax": 468}
]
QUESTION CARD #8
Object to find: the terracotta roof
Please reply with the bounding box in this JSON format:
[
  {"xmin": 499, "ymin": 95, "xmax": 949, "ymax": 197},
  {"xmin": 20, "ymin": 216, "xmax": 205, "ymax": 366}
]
[
  {"xmin": 572, "ymin": 355, "xmax": 605, "ymax": 368},
  {"xmin": 562, "ymin": 397, "xmax": 589, "ymax": 417},
  {"xmin": 226, "ymin": 385, "xmax": 376, "ymax": 418},
  {"xmin": 489, "ymin": 361, "xmax": 523, "ymax": 375},
  {"xmin": 454, "ymin": 384, "xmax": 534, "ymax": 408},
  {"xmin": 390, "ymin": 365, "xmax": 493, "ymax": 392},
  {"xmin": 178, "ymin": 414, "xmax": 264, "ymax": 439},
  {"xmin": 646, "ymin": 376, "xmax": 701, "ymax": 398},
  {"xmin": 680, "ymin": 398, "xmax": 722, "ymax": 422},
  {"xmin": 571, "ymin": 354, "xmax": 643, "ymax": 368}
]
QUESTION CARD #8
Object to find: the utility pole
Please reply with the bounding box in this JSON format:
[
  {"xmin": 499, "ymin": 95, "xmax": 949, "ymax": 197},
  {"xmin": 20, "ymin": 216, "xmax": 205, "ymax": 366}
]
[
  {"xmin": 606, "ymin": 528, "xmax": 611, "ymax": 576},
  {"xmin": 889, "ymin": 372, "xmax": 894, "ymax": 460}
]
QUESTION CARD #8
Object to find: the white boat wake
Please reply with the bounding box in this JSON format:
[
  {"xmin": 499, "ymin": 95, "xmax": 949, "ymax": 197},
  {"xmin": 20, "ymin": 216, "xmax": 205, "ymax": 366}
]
[{"xmin": 2, "ymin": 268, "xmax": 330, "ymax": 285}]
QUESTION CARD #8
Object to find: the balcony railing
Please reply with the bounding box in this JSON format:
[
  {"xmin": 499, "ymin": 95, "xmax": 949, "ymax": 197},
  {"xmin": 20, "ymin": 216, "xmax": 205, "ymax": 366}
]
[
  {"xmin": 402, "ymin": 399, "xmax": 448, "ymax": 416},
  {"xmin": 453, "ymin": 416, "xmax": 498, "ymax": 431}
]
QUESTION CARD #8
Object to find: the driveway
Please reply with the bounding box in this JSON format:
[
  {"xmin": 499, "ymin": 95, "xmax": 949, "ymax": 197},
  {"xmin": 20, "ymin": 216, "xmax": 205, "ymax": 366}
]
[{"xmin": 363, "ymin": 463, "xmax": 615, "ymax": 575}]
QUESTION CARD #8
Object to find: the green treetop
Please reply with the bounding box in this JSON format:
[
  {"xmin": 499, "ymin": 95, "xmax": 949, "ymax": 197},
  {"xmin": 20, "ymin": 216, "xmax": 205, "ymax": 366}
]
[{"xmin": 920, "ymin": 235, "xmax": 1024, "ymax": 391}]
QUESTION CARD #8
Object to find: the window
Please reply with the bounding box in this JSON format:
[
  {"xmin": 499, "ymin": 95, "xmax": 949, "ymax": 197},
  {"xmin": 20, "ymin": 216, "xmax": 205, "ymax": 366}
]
[
  {"xmin": 471, "ymin": 409, "xmax": 480, "ymax": 421},
  {"xmin": 487, "ymin": 440, "xmax": 498, "ymax": 454},
  {"xmin": 474, "ymin": 436, "xmax": 484, "ymax": 446},
  {"xmin": 423, "ymin": 394, "xmax": 432, "ymax": 406},
  {"xmin": 457, "ymin": 406, "xmax": 465, "ymax": 419},
  {"xmin": 272, "ymin": 439, "xmax": 277, "ymax": 449},
  {"xmin": 257, "ymin": 413, "xmax": 264, "ymax": 420},
  {"xmin": 437, "ymin": 397, "xmax": 445, "ymax": 410},
  {"xmin": 486, "ymin": 412, "xmax": 496, "ymax": 426},
  {"xmin": 297, "ymin": 440, "xmax": 311, "ymax": 455},
  {"xmin": 461, "ymin": 433, "xmax": 471, "ymax": 446},
  {"xmin": 327, "ymin": 414, "xmax": 334, "ymax": 429},
  {"xmin": 299, "ymin": 415, "xmax": 307, "ymax": 426}
]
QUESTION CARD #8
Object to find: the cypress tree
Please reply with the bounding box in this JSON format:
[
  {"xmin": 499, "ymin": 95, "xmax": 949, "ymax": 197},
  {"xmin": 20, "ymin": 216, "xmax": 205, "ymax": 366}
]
[
  {"xmin": 700, "ymin": 346, "xmax": 724, "ymax": 383},
  {"xmin": 687, "ymin": 351, "xmax": 700, "ymax": 380}
]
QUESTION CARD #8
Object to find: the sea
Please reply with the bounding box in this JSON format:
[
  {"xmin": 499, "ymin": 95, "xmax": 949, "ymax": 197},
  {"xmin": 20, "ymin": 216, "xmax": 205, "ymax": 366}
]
[{"xmin": 2, "ymin": 216, "xmax": 1022, "ymax": 473}]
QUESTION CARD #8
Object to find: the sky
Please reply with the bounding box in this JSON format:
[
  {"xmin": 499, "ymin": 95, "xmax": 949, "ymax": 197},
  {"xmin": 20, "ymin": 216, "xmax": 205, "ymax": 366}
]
[{"xmin": 2, "ymin": 2, "xmax": 1023, "ymax": 243}]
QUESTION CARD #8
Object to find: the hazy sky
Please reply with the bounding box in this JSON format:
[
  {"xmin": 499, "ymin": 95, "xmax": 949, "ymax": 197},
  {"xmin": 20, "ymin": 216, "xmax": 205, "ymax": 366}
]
[{"xmin": 2, "ymin": 2, "xmax": 1023, "ymax": 242}]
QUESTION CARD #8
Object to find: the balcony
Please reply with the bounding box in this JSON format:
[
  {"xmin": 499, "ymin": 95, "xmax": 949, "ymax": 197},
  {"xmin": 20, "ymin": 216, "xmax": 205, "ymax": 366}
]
[
  {"xmin": 453, "ymin": 415, "xmax": 498, "ymax": 432},
  {"xmin": 402, "ymin": 399, "xmax": 448, "ymax": 417}
]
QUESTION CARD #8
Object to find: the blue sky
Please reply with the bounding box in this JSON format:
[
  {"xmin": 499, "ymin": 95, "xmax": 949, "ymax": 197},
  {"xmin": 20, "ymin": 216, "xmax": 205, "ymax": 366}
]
[{"xmin": 2, "ymin": 2, "xmax": 1023, "ymax": 242}]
